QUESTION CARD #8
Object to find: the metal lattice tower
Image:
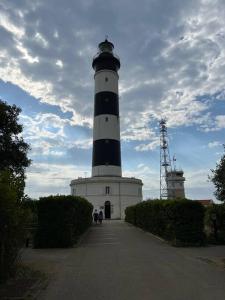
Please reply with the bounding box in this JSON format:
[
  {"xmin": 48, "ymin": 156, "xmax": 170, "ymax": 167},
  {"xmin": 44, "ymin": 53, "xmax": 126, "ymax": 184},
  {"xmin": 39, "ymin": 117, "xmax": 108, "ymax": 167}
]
[{"xmin": 160, "ymin": 119, "xmax": 172, "ymax": 199}]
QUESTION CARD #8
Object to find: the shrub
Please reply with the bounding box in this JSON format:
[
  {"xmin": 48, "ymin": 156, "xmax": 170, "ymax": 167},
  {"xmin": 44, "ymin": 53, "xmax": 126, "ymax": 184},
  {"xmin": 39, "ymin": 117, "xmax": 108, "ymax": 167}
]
[
  {"xmin": 125, "ymin": 205, "xmax": 137, "ymax": 224},
  {"xmin": 0, "ymin": 171, "xmax": 28, "ymax": 282},
  {"xmin": 165, "ymin": 200, "xmax": 205, "ymax": 246},
  {"xmin": 136, "ymin": 200, "xmax": 167, "ymax": 237},
  {"xmin": 205, "ymin": 203, "xmax": 225, "ymax": 244},
  {"xmin": 21, "ymin": 197, "xmax": 38, "ymax": 247},
  {"xmin": 125, "ymin": 199, "xmax": 205, "ymax": 246},
  {"xmin": 34, "ymin": 195, "xmax": 93, "ymax": 248}
]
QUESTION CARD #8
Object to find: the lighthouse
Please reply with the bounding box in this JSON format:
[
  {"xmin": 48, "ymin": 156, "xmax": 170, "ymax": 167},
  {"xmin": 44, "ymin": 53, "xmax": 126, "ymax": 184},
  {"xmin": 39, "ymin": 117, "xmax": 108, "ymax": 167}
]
[
  {"xmin": 70, "ymin": 40, "xmax": 143, "ymax": 219},
  {"xmin": 92, "ymin": 39, "xmax": 121, "ymax": 177}
]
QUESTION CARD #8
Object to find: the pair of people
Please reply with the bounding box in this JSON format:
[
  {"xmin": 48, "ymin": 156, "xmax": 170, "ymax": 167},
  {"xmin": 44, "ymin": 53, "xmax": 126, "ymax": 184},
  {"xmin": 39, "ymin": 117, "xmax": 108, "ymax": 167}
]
[{"xmin": 93, "ymin": 209, "xmax": 103, "ymax": 224}]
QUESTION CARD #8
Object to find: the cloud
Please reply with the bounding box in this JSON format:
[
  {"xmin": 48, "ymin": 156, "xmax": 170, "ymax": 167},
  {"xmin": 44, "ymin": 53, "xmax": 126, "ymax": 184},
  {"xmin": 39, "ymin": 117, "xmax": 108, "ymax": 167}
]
[
  {"xmin": 208, "ymin": 141, "xmax": 222, "ymax": 148},
  {"xmin": 185, "ymin": 168, "xmax": 213, "ymax": 190},
  {"xmin": 21, "ymin": 113, "xmax": 68, "ymax": 140},
  {"xmin": 200, "ymin": 114, "xmax": 225, "ymax": 132},
  {"xmin": 20, "ymin": 112, "xmax": 92, "ymax": 160},
  {"xmin": 25, "ymin": 162, "xmax": 91, "ymax": 198},
  {"xmin": 135, "ymin": 139, "xmax": 159, "ymax": 152},
  {"xmin": 0, "ymin": 10, "xmax": 24, "ymax": 38},
  {"xmin": 72, "ymin": 139, "xmax": 92, "ymax": 150},
  {"xmin": 123, "ymin": 164, "xmax": 160, "ymax": 199},
  {"xmin": 215, "ymin": 115, "xmax": 225, "ymax": 129}
]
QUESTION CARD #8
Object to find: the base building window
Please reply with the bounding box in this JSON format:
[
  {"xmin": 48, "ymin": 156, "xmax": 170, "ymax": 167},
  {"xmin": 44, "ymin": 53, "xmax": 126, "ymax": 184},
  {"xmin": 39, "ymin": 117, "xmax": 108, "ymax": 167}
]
[{"xmin": 105, "ymin": 186, "xmax": 110, "ymax": 194}]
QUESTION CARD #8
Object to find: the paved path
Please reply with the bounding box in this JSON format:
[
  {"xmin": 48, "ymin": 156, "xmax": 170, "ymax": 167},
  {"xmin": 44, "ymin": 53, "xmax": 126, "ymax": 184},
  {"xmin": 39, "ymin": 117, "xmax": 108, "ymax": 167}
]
[{"xmin": 25, "ymin": 220, "xmax": 225, "ymax": 300}]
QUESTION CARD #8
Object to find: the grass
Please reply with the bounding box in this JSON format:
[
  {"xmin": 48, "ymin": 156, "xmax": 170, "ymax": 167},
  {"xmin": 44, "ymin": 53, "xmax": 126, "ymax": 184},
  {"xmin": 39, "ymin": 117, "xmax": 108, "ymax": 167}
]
[{"xmin": 0, "ymin": 264, "xmax": 48, "ymax": 300}]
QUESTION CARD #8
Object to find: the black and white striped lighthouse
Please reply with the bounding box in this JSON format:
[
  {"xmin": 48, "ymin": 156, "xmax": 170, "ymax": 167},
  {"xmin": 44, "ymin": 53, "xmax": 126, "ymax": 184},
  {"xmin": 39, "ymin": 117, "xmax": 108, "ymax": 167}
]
[
  {"xmin": 70, "ymin": 40, "xmax": 143, "ymax": 219},
  {"xmin": 92, "ymin": 39, "xmax": 121, "ymax": 177}
]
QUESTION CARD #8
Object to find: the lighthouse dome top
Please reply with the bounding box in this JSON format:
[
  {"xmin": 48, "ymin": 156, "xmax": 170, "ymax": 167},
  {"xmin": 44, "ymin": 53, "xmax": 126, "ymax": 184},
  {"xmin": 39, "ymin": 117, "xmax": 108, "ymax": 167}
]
[
  {"xmin": 98, "ymin": 39, "xmax": 114, "ymax": 53},
  {"xmin": 92, "ymin": 39, "xmax": 120, "ymax": 72}
]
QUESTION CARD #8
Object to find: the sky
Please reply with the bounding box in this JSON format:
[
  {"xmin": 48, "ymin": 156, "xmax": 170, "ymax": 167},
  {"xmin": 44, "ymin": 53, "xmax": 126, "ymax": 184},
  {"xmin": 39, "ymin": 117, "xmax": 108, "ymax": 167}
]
[{"xmin": 0, "ymin": 0, "xmax": 225, "ymax": 201}]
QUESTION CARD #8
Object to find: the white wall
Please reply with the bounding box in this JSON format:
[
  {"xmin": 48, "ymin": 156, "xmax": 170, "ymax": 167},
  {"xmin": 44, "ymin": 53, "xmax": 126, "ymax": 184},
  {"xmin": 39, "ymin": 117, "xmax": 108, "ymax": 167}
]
[
  {"xmin": 71, "ymin": 177, "xmax": 142, "ymax": 219},
  {"xmin": 95, "ymin": 70, "xmax": 118, "ymax": 94},
  {"xmin": 93, "ymin": 114, "xmax": 120, "ymax": 141},
  {"xmin": 92, "ymin": 165, "xmax": 121, "ymax": 177}
]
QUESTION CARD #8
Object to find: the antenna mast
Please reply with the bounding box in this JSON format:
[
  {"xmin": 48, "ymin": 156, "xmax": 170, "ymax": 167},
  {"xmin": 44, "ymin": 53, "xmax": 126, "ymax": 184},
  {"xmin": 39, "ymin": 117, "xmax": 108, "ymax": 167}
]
[{"xmin": 160, "ymin": 119, "xmax": 172, "ymax": 199}]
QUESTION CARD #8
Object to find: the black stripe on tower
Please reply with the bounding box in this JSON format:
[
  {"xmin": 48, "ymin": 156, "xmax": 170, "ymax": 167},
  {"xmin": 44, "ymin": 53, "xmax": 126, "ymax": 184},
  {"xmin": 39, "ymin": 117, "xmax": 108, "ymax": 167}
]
[
  {"xmin": 94, "ymin": 92, "xmax": 119, "ymax": 116},
  {"xmin": 92, "ymin": 53, "xmax": 120, "ymax": 72},
  {"xmin": 92, "ymin": 139, "xmax": 121, "ymax": 167}
]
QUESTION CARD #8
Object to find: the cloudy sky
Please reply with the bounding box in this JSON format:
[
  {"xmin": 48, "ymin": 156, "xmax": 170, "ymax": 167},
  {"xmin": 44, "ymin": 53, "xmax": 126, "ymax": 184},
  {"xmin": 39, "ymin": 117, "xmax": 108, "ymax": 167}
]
[{"xmin": 0, "ymin": 0, "xmax": 225, "ymax": 200}]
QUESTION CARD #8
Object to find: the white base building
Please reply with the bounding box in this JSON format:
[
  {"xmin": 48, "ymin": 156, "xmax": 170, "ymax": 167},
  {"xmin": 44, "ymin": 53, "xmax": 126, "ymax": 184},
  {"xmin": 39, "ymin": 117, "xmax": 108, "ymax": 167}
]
[{"xmin": 70, "ymin": 176, "xmax": 142, "ymax": 219}]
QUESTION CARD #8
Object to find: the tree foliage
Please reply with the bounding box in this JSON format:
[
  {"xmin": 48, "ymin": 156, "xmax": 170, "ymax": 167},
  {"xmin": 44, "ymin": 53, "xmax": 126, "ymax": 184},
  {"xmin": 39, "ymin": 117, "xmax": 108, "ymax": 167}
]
[
  {"xmin": 0, "ymin": 100, "xmax": 31, "ymax": 282},
  {"xmin": 210, "ymin": 145, "xmax": 225, "ymax": 202},
  {"xmin": 0, "ymin": 171, "xmax": 28, "ymax": 282},
  {"xmin": 0, "ymin": 100, "xmax": 31, "ymax": 198}
]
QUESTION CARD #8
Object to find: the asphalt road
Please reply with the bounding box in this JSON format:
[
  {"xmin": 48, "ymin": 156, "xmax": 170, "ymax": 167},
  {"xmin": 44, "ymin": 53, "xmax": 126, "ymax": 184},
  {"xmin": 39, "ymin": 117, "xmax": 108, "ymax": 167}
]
[{"xmin": 38, "ymin": 220, "xmax": 225, "ymax": 300}]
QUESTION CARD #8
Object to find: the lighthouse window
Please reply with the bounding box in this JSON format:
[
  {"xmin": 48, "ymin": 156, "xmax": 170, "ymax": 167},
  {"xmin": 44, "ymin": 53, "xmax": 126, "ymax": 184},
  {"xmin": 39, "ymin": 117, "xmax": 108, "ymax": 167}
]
[
  {"xmin": 105, "ymin": 77, "xmax": 108, "ymax": 82},
  {"xmin": 105, "ymin": 186, "xmax": 110, "ymax": 194},
  {"xmin": 105, "ymin": 117, "xmax": 108, "ymax": 122}
]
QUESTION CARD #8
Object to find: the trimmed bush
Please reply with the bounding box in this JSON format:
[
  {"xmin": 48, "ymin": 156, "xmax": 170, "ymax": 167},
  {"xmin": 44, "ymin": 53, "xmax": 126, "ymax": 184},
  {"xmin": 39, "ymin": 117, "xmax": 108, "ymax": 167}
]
[
  {"xmin": 125, "ymin": 199, "xmax": 205, "ymax": 246},
  {"xmin": 136, "ymin": 200, "xmax": 167, "ymax": 237},
  {"xmin": 205, "ymin": 203, "xmax": 225, "ymax": 244},
  {"xmin": 125, "ymin": 205, "xmax": 137, "ymax": 225},
  {"xmin": 34, "ymin": 195, "xmax": 93, "ymax": 248},
  {"xmin": 21, "ymin": 198, "xmax": 38, "ymax": 248},
  {"xmin": 164, "ymin": 200, "xmax": 205, "ymax": 246}
]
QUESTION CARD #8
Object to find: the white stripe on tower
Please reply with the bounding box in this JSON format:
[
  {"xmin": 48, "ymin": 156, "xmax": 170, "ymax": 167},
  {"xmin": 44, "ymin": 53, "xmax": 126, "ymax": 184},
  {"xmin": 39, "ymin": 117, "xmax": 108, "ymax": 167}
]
[
  {"xmin": 92, "ymin": 39, "xmax": 121, "ymax": 177},
  {"xmin": 94, "ymin": 70, "xmax": 119, "ymax": 94},
  {"xmin": 93, "ymin": 115, "xmax": 120, "ymax": 141}
]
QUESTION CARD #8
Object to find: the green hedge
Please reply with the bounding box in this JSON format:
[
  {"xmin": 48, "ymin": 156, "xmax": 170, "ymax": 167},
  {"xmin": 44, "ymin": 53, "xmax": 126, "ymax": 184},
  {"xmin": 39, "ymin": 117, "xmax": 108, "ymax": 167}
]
[
  {"xmin": 205, "ymin": 203, "xmax": 225, "ymax": 244},
  {"xmin": 34, "ymin": 195, "xmax": 93, "ymax": 248},
  {"xmin": 125, "ymin": 205, "xmax": 137, "ymax": 225},
  {"xmin": 125, "ymin": 199, "xmax": 205, "ymax": 246}
]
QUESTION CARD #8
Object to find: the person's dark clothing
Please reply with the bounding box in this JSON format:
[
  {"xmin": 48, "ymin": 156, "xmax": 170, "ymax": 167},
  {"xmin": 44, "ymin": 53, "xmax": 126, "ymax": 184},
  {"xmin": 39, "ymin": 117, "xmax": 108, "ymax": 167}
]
[
  {"xmin": 93, "ymin": 212, "xmax": 99, "ymax": 223},
  {"xmin": 98, "ymin": 211, "xmax": 103, "ymax": 224}
]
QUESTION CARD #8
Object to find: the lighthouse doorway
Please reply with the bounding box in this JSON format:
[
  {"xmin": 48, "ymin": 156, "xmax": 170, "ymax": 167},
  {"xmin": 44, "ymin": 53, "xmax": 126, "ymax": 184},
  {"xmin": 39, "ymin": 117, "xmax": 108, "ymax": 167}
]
[{"xmin": 104, "ymin": 201, "xmax": 111, "ymax": 219}]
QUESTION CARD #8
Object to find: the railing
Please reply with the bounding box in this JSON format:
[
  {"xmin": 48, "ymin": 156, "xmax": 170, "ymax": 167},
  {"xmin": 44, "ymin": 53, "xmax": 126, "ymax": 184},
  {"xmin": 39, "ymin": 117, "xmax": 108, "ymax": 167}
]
[{"xmin": 93, "ymin": 51, "xmax": 120, "ymax": 61}]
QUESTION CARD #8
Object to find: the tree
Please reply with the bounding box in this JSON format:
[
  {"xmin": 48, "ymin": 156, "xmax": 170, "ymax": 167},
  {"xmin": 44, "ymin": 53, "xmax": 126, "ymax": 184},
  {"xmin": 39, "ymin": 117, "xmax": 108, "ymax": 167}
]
[
  {"xmin": 0, "ymin": 170, "xmax": 28, "ymax": 282},
  {"xmin": 210, "ymin": 145, "xmax": 225, "ymax": 202},
  {"xmin": 0, "ymin": 100, "xmax": 31, "ymax": 282},
  {"xmin": 0, "ymin": 100, "xmax": 31, "ymax": 198}
]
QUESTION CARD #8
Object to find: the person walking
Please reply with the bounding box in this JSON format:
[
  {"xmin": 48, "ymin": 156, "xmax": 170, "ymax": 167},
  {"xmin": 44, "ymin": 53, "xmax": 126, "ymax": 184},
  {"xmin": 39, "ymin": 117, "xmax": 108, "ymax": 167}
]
[
  {"xmin": 93, "ymin": 209, "xmax": 99, "ymax": 224},
  {"xmin": 98, "ymin": 210, "xmax": 103, "ymax": 224}
]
